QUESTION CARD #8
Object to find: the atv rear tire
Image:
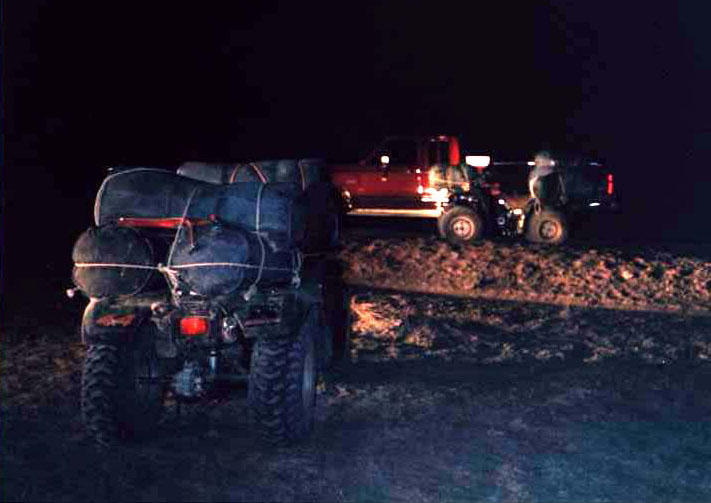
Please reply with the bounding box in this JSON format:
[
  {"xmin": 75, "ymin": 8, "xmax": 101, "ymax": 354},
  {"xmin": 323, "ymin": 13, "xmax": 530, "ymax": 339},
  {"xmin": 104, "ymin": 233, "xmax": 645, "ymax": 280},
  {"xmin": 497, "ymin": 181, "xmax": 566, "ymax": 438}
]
[
  {"xmin": 248, "ymin": 309, "xmax": 318, "ymax": 444},
  {"xmin": 302, "ymin": 184, "xmax": 341, "ymax": 252},
  {"xmin": 323, "ymin": 260, "xmax": 349, "ymax": 365},
  {"xmin": 439, "ymin": 206, "xmax": 485, "ymax": 245},
  {"xmin": 526, "ymin": 209, "xmax": 568, "ymax": 245},
  {"xmin": 81, "ymin": 334, "xmax": 165, "ymax": 447}
]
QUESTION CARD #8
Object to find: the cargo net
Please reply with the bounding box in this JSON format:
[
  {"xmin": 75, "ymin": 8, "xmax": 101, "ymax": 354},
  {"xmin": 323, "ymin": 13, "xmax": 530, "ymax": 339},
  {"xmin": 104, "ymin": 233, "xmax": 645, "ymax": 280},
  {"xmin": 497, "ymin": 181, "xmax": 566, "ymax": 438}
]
[{"xmin": 74, "ymin": 184, "xmax": 302, "ymax": 300}]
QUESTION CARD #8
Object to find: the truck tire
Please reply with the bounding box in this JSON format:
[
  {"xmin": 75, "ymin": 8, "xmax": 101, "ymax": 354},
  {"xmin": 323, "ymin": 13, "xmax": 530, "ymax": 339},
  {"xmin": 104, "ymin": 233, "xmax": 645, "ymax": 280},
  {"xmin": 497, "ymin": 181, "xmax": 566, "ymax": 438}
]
[
  {"xmin": 81, "ymin": 334, "xmax": 165, "ymax": 447},
  {"xmin": 248, "ymin": 309, "xmax": 317, "ymax": 444},
  {"xmin": 526, "ymin": 208, "xmax": 568, "ymax": 245},
  {"xmin": 438, "ymin": 206, "xmax": 485, "ymax": 245}
]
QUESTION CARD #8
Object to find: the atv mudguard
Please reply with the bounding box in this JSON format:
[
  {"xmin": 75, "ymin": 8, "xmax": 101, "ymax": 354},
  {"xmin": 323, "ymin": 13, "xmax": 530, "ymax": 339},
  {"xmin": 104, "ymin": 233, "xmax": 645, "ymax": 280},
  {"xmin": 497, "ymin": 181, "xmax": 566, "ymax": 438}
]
[
  {"xmin": 81, "ymin": 297, "xmax": 153, "ymax": 345},
  {"xmin": 239, "ymin": 281, "xmax": 332, "ymax": 369}
]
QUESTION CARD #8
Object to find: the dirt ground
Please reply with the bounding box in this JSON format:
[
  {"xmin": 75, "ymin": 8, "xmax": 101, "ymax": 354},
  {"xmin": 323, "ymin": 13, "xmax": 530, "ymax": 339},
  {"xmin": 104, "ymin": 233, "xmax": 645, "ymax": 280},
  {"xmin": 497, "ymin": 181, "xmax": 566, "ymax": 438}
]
[{"xmin": 2, "ymin": 236, "xmax": 711, "ymax": 502}]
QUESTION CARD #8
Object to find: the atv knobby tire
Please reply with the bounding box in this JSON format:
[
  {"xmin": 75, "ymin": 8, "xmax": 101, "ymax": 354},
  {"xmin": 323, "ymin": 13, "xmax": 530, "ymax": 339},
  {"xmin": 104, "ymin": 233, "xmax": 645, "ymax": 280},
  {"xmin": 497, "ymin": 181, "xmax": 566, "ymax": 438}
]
[
  {"xmin": 438, "ymin": 206, "xmax": 485, "ymax": 245},
  {"xmin": 81, "ymin": 335, "xmax": 165, "ymax": 447},
  {"xmin": 526, "ymin": 208, "xmax": 568, "ymax": 245},
  {"xmin": 248, "ymin": 308, "xmax": 318, "ymax": 444},
  {"xmin": 322, "ymin": 260, "xmax": 349, "ymax": 365}
]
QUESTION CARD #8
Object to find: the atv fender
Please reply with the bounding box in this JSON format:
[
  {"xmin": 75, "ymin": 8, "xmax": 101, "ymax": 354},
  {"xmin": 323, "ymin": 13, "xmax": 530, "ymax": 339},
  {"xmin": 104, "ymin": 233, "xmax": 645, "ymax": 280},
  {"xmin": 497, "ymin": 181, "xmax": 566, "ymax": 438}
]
[
  {"xmin": 245, "ymin": 286, "xmax": 332, "ymax": 370},
  {"xmin": 81, "ymin": 298, "xmax": 151, "ymax": 345}
]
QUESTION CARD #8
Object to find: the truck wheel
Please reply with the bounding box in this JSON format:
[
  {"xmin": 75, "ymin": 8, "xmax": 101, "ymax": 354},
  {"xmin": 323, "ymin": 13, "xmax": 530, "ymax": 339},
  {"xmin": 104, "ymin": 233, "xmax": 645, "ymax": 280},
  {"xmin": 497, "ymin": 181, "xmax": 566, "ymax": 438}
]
[
  {"xmin": 526, "ymin": 209, "xmax": 568, "ymax": 245},
  {"xmin": 81, "ymin": 333, "xmax": 165, "ymax": 447},
  {"xmin": 439, "ymin": 206, "xmax": 485, "ymax": 245},
  {"xmin": 248, "ymin": 310, "xmax": 317, "ymax": 444}
]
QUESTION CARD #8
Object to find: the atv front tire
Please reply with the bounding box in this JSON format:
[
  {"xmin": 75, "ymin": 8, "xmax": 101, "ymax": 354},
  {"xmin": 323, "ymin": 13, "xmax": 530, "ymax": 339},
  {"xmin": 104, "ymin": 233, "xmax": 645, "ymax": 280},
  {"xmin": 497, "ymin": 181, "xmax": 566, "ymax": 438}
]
[
  {"xmin": 248, "ymin": 308, "xmax": 318, "ymax": 444},
  {"xmin": 526, "ymin": 209, "xmax": 568, "ymax": 245},
  {"xmin": 438, "ymin": 206, "xmax": 485, "ymax": 245},
  {"xmin": 81, "ymin": 335, "xmax": 165, "ymax": 447}
]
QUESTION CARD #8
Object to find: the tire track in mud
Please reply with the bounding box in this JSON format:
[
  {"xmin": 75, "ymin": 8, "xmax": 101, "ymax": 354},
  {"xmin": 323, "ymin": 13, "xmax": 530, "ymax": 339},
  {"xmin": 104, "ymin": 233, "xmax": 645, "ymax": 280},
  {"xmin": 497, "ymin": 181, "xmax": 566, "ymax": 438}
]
[{"xmin": 346, "ymin": 288, "xmax": 711, "ymax": 367}]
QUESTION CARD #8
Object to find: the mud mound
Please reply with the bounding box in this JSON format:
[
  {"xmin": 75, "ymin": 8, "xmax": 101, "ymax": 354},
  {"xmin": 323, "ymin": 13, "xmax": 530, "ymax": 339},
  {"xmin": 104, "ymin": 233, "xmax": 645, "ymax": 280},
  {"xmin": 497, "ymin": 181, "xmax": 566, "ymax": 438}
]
[{"xmin": 340, "ymin": 236, "xmax": 711, "ymax": 313}]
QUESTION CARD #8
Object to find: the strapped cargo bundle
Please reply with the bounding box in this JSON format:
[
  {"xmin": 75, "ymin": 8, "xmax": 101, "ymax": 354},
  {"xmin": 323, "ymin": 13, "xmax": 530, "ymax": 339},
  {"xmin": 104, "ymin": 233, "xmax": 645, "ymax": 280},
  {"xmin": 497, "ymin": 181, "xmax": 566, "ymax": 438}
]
[
  {"xmin": 168, "ymin": 223, "xmax": 300, "ymax": 297},
  {"xmin": 72, "ymin": 225, "xmax": 157, "ymax": 298},
  {"xmin": 176, "ymin": 159, "xmax": 340, "ymax": 252},
  {"xmin": 73, "ymin": 167, "xmax": 307, "ymax": 298},
  {"xmin": 94, "ymin": 168, "xmax": 307, "ymax": 246}
]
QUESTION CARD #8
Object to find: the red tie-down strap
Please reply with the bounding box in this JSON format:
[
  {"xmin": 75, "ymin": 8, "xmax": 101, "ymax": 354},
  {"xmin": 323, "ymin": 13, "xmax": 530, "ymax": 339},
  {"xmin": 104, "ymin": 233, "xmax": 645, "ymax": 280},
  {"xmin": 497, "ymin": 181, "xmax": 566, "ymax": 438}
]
[{"xmin": 117, "ymin": 216, "xmax": 213, "ymax": 249}]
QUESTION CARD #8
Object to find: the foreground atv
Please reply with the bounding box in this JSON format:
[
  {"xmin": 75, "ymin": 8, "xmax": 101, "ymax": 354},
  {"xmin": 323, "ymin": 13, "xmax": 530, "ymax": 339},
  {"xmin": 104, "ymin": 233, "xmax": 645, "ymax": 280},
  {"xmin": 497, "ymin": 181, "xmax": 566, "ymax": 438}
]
[
  {"xmin": 79, "ymin": 272, "xmax": 336, "ymax": 446},
  {"xmin": 72, "ymin": 160, "xmax": 344, "ymax": 447}
]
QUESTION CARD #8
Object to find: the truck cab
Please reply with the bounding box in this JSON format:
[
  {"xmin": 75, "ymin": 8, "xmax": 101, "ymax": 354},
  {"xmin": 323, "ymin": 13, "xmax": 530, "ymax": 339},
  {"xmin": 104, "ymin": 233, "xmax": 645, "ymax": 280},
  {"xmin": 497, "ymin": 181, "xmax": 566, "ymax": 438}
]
[{"xmin": 329, "ymin": 135, "xmax": 488, "ymax": 218}]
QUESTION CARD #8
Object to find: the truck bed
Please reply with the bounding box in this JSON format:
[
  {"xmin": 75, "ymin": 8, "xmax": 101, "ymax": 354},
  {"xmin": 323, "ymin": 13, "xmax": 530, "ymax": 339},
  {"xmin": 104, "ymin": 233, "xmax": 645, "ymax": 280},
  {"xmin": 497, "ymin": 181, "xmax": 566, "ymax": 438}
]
[{"xmin": 486, "ymin": 159, "xmax": 618, "ymax": 211}]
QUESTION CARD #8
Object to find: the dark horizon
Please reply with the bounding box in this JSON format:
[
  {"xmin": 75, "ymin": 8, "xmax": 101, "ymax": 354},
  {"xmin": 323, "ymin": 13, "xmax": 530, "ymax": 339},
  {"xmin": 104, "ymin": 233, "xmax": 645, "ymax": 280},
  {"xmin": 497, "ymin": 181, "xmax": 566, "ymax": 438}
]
[
  {"xmin": 5, "ymin": 2, "xmax": 710, "ymax": 158},
  {"xmin": 3, "ymin": 1, "xmax": 711, "ymax": 285}
]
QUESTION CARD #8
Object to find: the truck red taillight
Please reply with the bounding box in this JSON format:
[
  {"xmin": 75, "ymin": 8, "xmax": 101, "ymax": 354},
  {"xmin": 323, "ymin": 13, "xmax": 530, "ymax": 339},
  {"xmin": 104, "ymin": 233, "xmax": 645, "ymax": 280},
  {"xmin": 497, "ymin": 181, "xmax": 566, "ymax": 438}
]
[
  {"xmin": 606, "ymin": 174, "xmax": 614, "ymax": 195},
  {"xmin": 180, "ymin": 316, "xmax": 210, "ymax": 336}
]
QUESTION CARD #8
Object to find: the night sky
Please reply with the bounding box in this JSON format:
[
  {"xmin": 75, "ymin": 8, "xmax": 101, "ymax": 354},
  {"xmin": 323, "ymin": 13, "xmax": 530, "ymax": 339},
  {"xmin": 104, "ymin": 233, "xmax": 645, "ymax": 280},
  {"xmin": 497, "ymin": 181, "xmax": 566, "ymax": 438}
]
[{"xmin": 2, "ymin": 1, "xmax": 711, "ymax": 287}]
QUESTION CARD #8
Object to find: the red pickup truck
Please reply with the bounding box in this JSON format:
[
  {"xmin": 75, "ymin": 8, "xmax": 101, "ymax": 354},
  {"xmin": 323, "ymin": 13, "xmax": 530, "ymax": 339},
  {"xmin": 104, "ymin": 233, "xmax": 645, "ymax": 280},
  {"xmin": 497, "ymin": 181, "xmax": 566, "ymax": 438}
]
[
  {"xmin": 329, "ymin": 135, "xmax": 488, "ymax": 215},
  {"xmin": 328, "ymin": 136, "xmax": 619, "ymax": 245}
]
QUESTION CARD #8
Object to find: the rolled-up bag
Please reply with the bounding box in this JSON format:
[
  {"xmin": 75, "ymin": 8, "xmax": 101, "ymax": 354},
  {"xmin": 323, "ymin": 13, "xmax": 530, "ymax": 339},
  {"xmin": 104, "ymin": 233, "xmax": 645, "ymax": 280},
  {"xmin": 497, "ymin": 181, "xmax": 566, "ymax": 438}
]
[
  {"xmin": 168, "ymin": 223, "xmax": 299, "ymax": 297},
  {"xmin": 72, "ymin": 225, "xmax": 155, "ymax": 298},
  {"xmin": 94, "ymin": 168, "xmax": 307, "ymax": 247}
]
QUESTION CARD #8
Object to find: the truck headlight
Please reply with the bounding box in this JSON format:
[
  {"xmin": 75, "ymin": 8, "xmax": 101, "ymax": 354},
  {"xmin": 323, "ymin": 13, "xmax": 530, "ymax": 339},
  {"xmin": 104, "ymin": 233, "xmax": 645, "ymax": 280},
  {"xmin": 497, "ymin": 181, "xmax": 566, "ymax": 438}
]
[{"xmin": 465, "ymin": 155, "xmax": 491, "ymax": 168}]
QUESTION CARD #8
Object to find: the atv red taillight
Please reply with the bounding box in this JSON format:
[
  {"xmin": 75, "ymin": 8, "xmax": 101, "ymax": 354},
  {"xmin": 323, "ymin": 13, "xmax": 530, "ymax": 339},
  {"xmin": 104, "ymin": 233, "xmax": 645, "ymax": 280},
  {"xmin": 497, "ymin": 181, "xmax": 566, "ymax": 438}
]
[
  {"xmin": 606, "ymin": 174, "xmax": 614, "ymax": 195},
  {"xmin": 180, "ymin": 316, "xmax": 210, "ymax": 336}
]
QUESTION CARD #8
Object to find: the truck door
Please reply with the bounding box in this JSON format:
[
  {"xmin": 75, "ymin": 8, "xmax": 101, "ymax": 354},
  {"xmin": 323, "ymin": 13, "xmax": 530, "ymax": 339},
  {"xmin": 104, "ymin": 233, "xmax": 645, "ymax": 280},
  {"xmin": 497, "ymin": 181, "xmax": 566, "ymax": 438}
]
[{"xmin": 360, "ymin": 138, "xmax": 422, "ymax": 208}]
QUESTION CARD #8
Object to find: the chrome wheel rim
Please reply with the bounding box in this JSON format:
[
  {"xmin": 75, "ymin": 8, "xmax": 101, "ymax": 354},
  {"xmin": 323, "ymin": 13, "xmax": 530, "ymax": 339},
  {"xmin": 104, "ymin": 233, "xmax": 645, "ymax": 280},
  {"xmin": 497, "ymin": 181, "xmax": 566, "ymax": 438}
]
[
  {"xmin": 451, "ymin": 217, "xmax": 475, "ymax": 240},
  {"xmin": 540, "ymin": 220, "xmax": 559, "ymax": 240}
]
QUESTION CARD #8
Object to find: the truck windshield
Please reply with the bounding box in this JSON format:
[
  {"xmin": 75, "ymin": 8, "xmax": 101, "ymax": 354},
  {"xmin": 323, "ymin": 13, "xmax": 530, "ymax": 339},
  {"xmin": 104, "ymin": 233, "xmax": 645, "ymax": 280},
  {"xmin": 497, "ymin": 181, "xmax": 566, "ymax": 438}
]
[
  {"xmin": 427, "ymin": 140, "xmax": 449, "ymax": 167},
  {"xmin": 382, "ymin": 139, "xmax": 418, "ymax": 165}
]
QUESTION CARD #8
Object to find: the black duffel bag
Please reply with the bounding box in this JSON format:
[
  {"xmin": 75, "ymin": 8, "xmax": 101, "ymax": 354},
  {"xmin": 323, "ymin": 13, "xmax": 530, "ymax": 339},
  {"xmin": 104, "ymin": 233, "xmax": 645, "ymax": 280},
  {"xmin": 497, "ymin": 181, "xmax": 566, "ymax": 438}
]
[
  {"xmin": 72, "ymin": 225, "xmax": 156, "ymax": 298},
  {"xmin": 168, "ymin": 223, "xmax": 299, "ymax": 297},
  {"xmin": 94, "ymin": 168, "xmax": 306, "ymax": 247}
]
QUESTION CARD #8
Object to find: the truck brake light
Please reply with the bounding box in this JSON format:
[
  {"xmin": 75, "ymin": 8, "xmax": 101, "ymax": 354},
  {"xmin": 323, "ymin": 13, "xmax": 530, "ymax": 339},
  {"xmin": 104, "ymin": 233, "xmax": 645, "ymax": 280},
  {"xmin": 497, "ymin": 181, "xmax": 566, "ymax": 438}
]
[{"xmin": 606, "ymin": 174, "xmax": 614, "ymax": 195}]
